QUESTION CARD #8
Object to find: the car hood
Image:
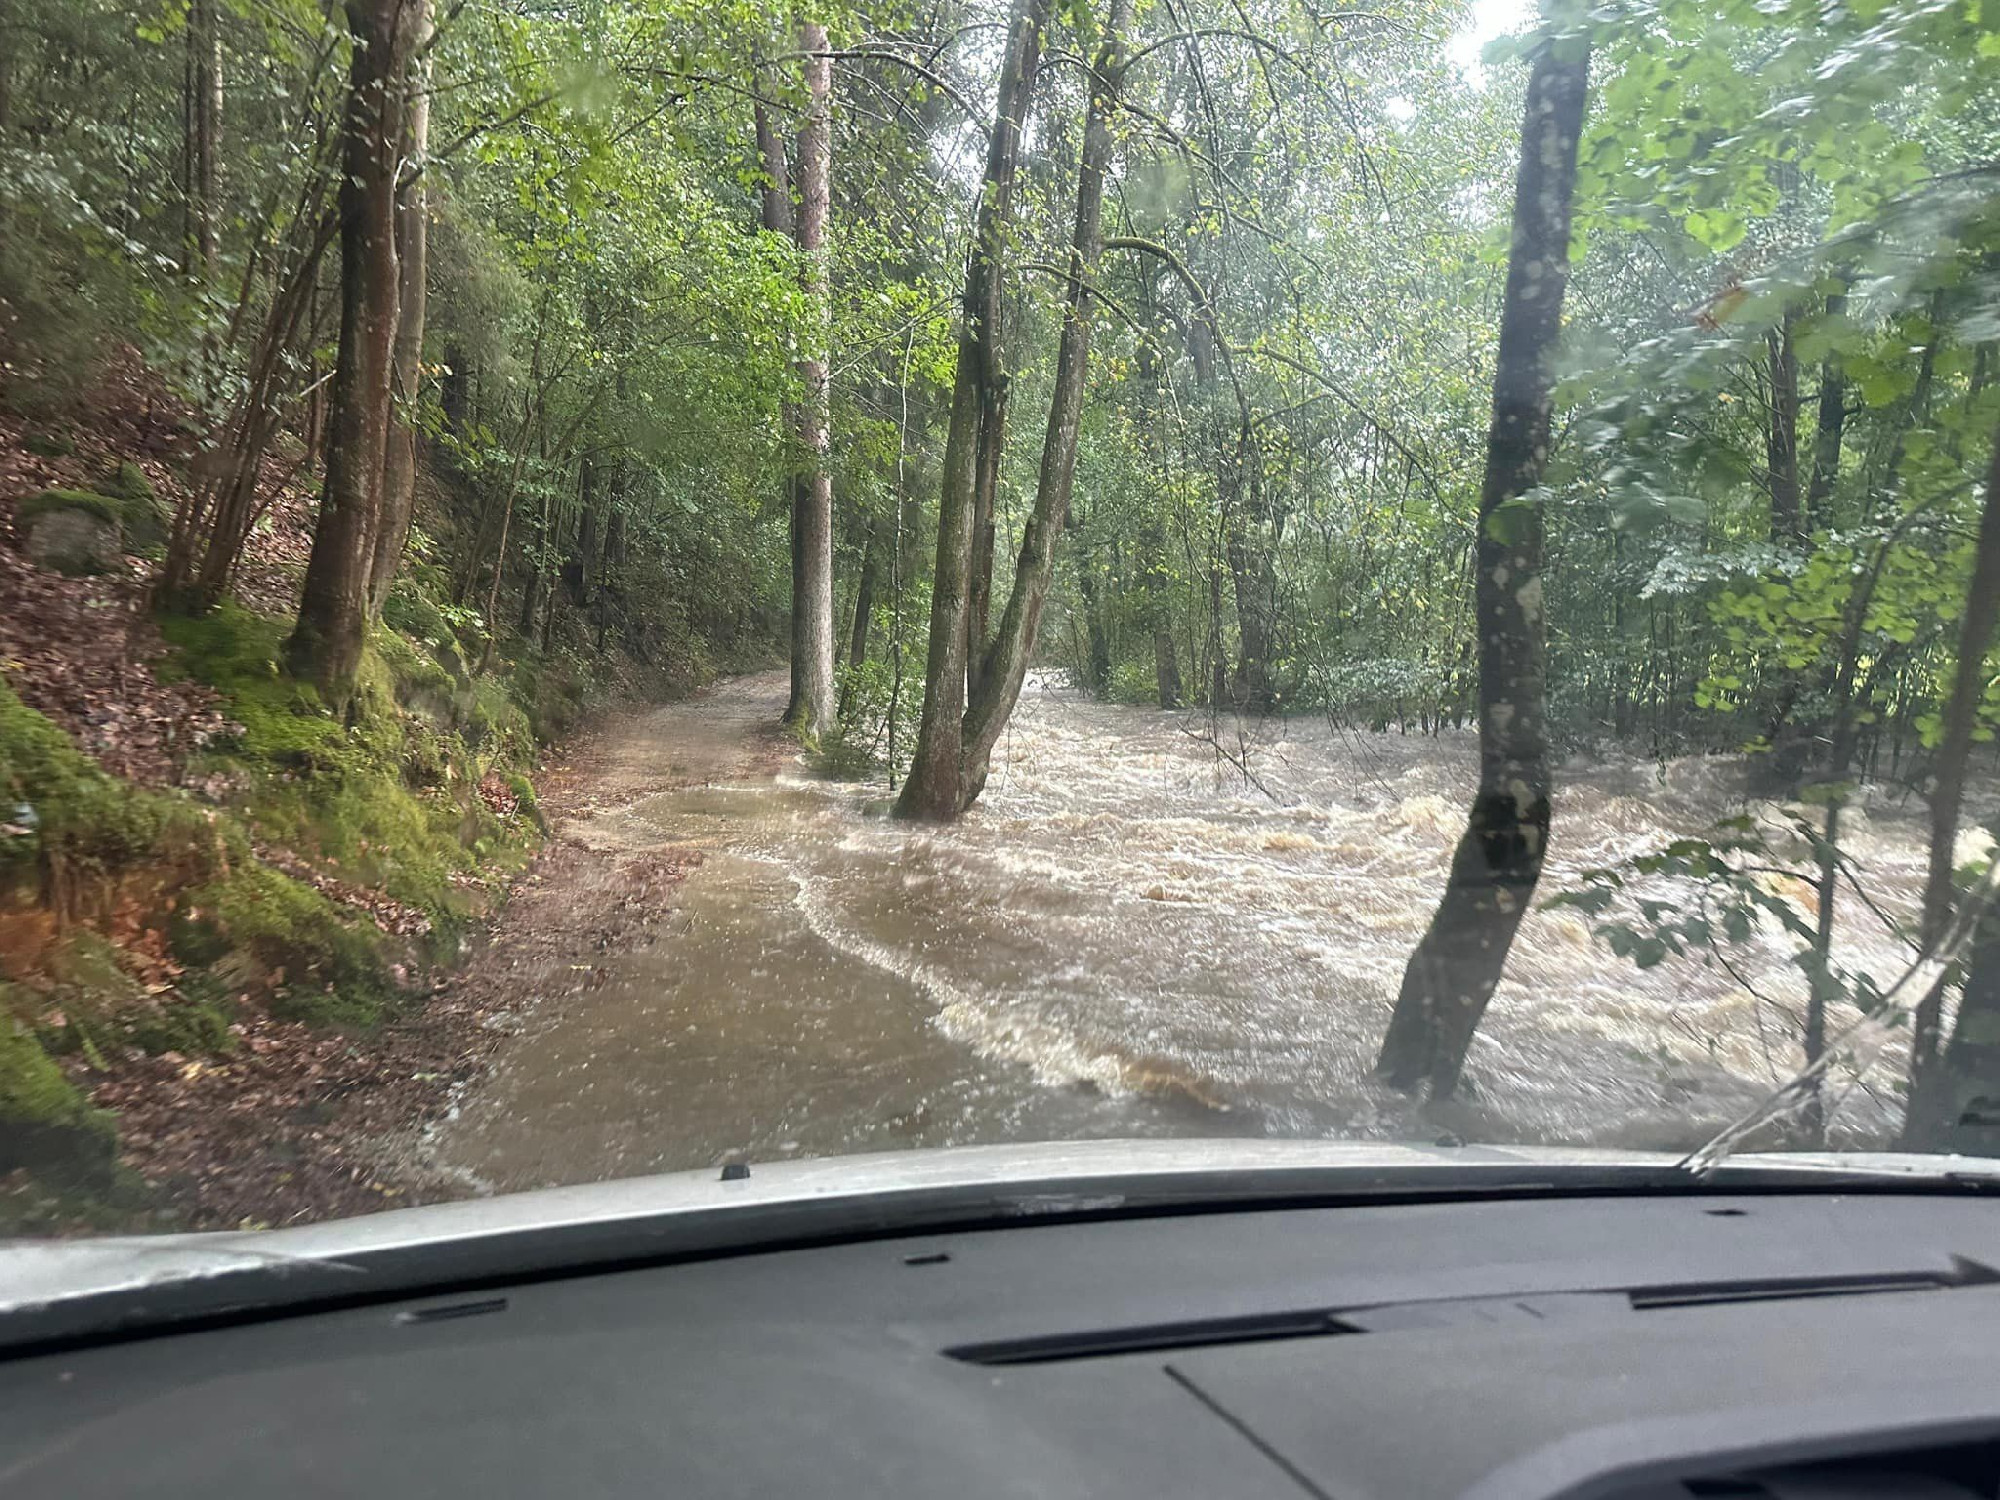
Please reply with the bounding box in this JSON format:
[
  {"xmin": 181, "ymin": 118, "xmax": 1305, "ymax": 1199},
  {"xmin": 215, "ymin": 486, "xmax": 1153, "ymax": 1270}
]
[{"xmin": 5, "ymin": 1138, "xmax": 1997, "ymax": 1352}]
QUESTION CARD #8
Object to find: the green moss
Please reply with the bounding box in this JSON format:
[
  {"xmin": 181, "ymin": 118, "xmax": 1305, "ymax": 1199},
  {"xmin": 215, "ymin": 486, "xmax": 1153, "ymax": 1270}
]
[
  {"xmin": 22, "ymin": 431, "xmax": 74, "ymax": 458},
  {"xmin": 173, "ymin": 863, "xmax": 388, "ymax": 1027},
  {"xmin": 101, "ymin": 460, "xmax": 154, "ymax": 503},
  {"xmin": 0, "ymin": 678, "xmax": 220, "ymax": 881},
  {"xmin": 44, "ymin": 930, "xmax": 142, "ymax": 1003},
  {"xmin": 507, "ymin": 773, "xmax": 540, "ymax": 820},
  {"xmin": 20, "ymin": 934, "xmax": 236, "ymax": 1060},
  {"xmin": 159, "ymin": 598, "xmax": 540, "ymax": 940},
  {"xmin": 17, "ymin": 485, "xmax": 169, "ymax": 555},
  {"xmin": 158, "ymin": 604, "xmax": 342, "ymax": 767},
  {"xmin": 0, "ymin": 1015, "xmax": 118, "ymax": 1182},
  {"xmin": 18, "ymin": 487, "xmax": 120, "ymax": 527}
]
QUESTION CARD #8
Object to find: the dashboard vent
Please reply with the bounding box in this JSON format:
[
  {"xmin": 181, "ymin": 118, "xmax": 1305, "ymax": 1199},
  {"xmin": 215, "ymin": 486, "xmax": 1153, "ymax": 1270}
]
[
  {"xmin": 946, "ymin": 1309, "xmax": 1360, "ymax": 1365},
  {"xmin": 1627, "ymin": 1259, "xmax": 2000, "ymax": 1312},
  {"xmin": 945, "ymin": 1259, "xmax": 2000, "ymax": 1365}
]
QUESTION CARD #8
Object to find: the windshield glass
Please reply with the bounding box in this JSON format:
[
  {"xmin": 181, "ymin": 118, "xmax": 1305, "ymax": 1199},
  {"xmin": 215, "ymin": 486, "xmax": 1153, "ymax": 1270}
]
[{"xmin": 2, "ymin": 0, "xmax": 1997, "ymax": 1236}]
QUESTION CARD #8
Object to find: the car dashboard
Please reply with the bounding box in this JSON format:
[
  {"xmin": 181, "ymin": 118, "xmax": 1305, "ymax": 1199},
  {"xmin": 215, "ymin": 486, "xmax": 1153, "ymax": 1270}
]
[{"xmin": 6, "ymin": 1176, "xmax": 2000, "ymax": 1499}]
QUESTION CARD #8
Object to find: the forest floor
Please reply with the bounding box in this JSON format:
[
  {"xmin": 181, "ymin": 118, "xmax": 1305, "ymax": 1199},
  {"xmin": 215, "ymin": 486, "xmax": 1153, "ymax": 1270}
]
[{"xmin": 101, "ymin": 676, "xmax": 794, "ymax": 1230}]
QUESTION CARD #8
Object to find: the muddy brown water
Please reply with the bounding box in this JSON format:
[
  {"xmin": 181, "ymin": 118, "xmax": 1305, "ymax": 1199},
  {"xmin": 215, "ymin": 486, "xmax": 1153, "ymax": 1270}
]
[{"xmin": 433, "ymin": 671, "xmax": 1966, "ymax": 1192}]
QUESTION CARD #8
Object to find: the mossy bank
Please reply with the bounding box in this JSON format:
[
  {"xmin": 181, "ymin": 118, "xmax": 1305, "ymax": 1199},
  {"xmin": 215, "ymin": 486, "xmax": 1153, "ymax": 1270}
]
[{"xmin": 0, "ymin": 576, "xmax": 559, "ymax": 1228}]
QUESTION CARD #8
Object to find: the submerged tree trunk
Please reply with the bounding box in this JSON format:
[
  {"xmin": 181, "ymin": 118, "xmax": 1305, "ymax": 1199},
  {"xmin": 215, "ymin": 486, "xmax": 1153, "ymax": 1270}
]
[
  {"xmin": 897, "ymin": 0, "xmax": 1050, "ymax": 819},
  {"xmin": 1375, "ymin": 37, "xmax": 1590, "ymax": 1098},
  {"xmin": 368, "ymin": 0, "xmax": 433, "ymax": 618},
  {"xmin": 285, "ymin": 0, "xmax": 416, "ymax": 695},
  {"xmin": 1903, "ymin": 892, "xmax": 2000, "ymax": 1155},
  {"xmin": 1222, "ymin": 453, "xmax": 1279, "ymax": 711},
  {"xmin": 783, "ymin": 21, "xmax": 836, "ymax": 739},
  {"xmin": 1903, "ymin": 419, "xmax": 2000, "ymax": 1123},
  {"xmin": 955, "ymin": 0, "xmax": 1130, "ymax": 795},
  {"xmin": 1072, "ymin": 516, "xmax": 1111, "ymax": 696}
]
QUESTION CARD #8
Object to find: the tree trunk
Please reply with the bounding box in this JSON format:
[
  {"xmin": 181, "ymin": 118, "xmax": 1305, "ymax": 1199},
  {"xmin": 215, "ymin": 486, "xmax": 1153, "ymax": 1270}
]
[
  {"xmin": 285, "ymin": 0, "xmax": 415, "ymax": 696},
  {"xmin": 897, "ymin": 0, "xmax": 1050, "ymax": 819},
  {"xmin": 955, "ymin": 0, "xmax": 1131, "ymax": 795},
  {"xmin": 1073, "ymin": 516, "xmax": 1111, "ymax": 696},
  {"xmin": 1222, "ymin": 453, "xmax": 1279, "ymax": 711},
  {"xmin": 1766, "ymin": 308, "xmax": 1802, "ymax": 542},
  {"xmin": 846, "ymin": 523, "xmax": 878, "ymax": 669},
  {"xmin": 752, "ymin": 95, "xmax": 792, "ymax": 236},
  {"xmin": 783, "ymin": 20, "xmax": 836, "ymax": 739},
  {"xmin": 967, "ymin": 323, "xmax": 1011, "ymax": 701},
  {"xmin": 1902, "ymin": 892, "xmax": 2000, "ymax": 1155},
  {"xmin": 367, "ymin": 0, "xmax": 433, "ymax": 618},
  {"xmin": 1375, "ymin": 37, "xmax": 1590, "ymax": 1098},
  {"xmin": 1904, "ymin": 418, "xmax": 2000, "ymax": 1107},
  {"xmin": 1804, "ymin": 279, "xmax": 1848, "ymax": 521},
  {"xmin": 183, "ymin": 0, "xmax": 221, "ymax": 280}
]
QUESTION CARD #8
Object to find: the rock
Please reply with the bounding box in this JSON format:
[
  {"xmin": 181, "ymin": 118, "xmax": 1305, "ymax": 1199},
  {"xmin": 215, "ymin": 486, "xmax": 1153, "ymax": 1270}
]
[
  {"xmin": 98, "ymin": 464, "xmax": 170, "ymax": 552},
  {"xmin": 23, "ymin": 502, "xmax": 122, "ymax": 576},
  {"xmin": 101, "ymin": 460, "xmax": 154, "ymax": 503}
]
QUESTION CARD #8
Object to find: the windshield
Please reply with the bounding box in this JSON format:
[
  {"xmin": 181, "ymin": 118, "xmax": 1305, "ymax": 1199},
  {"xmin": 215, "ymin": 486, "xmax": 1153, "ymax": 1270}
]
[{"xmin": 1, "ymin": 0, "xmax": 1996, "ymax": 1237}]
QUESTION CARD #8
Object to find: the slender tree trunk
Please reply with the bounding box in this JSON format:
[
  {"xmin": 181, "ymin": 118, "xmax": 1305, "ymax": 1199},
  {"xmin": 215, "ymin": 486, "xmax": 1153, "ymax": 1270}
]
[
  {"xmin": 368, "ymin": 0, "xmax": 433, "ymax": 618},
  {"xmin": 183, "ymin": 0, "xmax": 221, "ymax": 279},
  {"xmin": 898, "ymin": 0, "xmax": 1050, "ymax": 818},
  {"xmin": 846, "ymin": 523, "xmax": 878, "ymax": 669},
  {"xmin": 285, "ymin": 0, "xmax": 415, "ymax": 696},
  {"xmin": 955, "ymin": 0, "xmax": 1131, "ymax": 794},
  {"xmin": 1222, "ymin": 453, "xmax": 1278, "ymax": 710},
  {"xmin": 752, "ymin": 95, "xmax": 792, "ymax": 236},
  {"xmin": 1375, "ymin": 37, "xmax": 1590, "ymax": 1097},
  {"xmin": 783, "ymin": 21, "xmax": 836, "ymax": 738},
  {"xmin": 440, "ymin": 344, "xmax": 468, "ymax": 431},
  {"xmin": 1904, "ymin": 419, "xmax": 2000, "ymax": 1112},
  {"xmin": 1805, "ymin": 278, "xmax": 1848, "ymax": 521},
  {"xmin": 1073, "ymin": 515, "xmax": 1110, "ymax": 695},
  {"xmin": 1767, "ymin": 308, "xmax": 1802, "ymax": 542}
]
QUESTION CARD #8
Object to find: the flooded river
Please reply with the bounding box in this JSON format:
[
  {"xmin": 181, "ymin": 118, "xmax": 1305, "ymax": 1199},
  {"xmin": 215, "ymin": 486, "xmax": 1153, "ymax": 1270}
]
[{"xmin": 435, "ymin": 672, "xmax": 1958, "ymax": 1191}]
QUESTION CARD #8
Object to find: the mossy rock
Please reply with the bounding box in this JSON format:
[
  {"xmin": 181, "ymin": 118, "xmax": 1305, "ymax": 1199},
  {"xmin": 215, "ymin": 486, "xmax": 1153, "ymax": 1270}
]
[
  {"xmin": 382, "ymin": 578, "xmax": 475, "ymax": 688},
  {"xmin": 100, "ymin": 460, "xmax": 154, "ymax": 504},
  {"xmin": 21, "ymin": 497, "xmax": 121, "ymax": 576},
  {"xmin": 100, "ymin": 465, "xmax": 170, "ymax": 554},
  {"xmin": 18, "ymin": 488, "xmax": 120, "ymax": 528},
  {"xmin": 17, "ymin": 485, "xmax": 168, "ymax": 560},
  {"xmin": 0, "ymin": 1016, "xmax": 118, "ymax": 1184}
]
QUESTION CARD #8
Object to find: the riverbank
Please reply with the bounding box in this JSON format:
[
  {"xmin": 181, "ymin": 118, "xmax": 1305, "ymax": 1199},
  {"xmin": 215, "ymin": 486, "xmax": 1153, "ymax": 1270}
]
[{"xmin": 0, "ymin": 376, "xmax": 771, "ymax": 1233}]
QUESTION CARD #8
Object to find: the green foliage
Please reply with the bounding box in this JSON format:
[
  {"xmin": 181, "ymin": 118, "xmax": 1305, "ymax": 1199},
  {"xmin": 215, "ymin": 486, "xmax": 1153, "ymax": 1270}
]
[
  {"xmin": 1548, "ymin": 813, "xmax": 1889, "ymax": 1020},
  {"xmin": 0, "ymin": 1007, "xmax": 118, "ymax": 1184}
]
